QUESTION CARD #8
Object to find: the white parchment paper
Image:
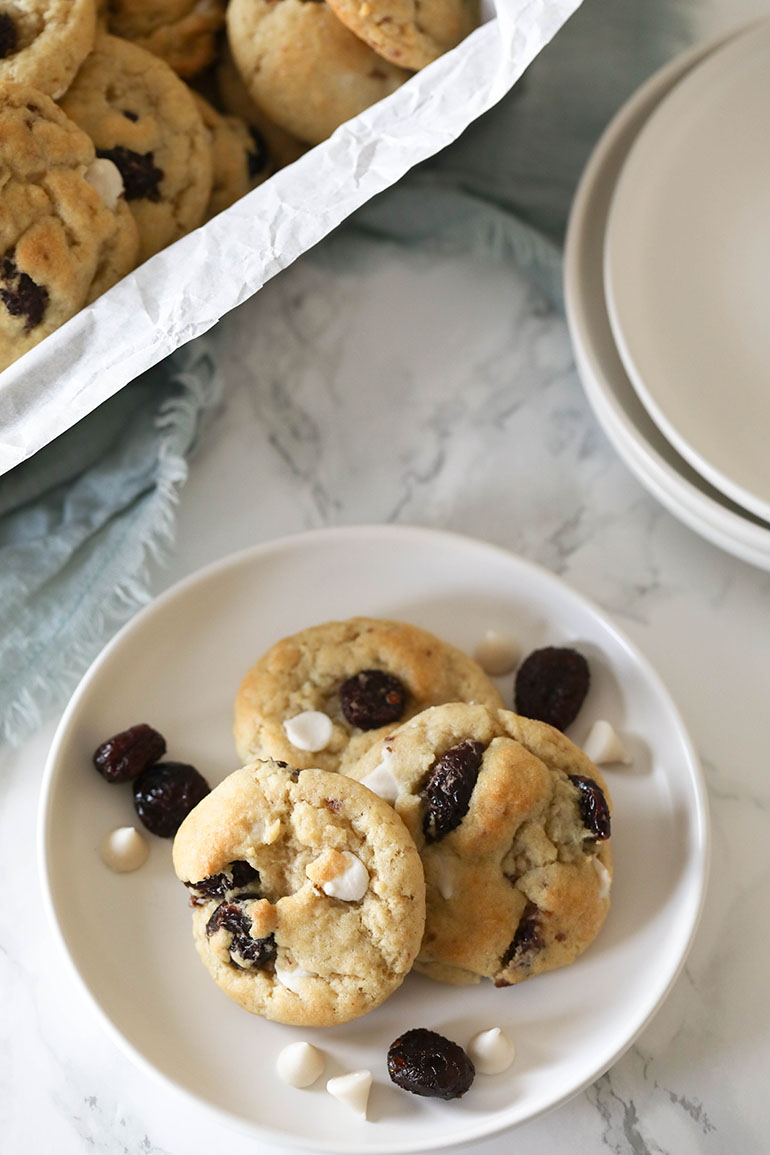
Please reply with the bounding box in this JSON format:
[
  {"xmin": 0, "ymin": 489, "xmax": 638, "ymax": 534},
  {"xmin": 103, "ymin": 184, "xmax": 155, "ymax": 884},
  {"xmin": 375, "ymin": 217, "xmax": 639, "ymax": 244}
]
[{"xmin": 0, "ymin": 0, "xmax": 582, "ymax": 477}]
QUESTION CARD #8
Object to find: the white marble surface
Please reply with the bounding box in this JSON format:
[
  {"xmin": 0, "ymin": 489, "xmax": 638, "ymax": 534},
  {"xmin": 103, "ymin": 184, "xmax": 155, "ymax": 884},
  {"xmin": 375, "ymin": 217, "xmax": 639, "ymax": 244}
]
[{"xmin": 4, "ymin": 5, "xmax": 770, "ymax": 1151}]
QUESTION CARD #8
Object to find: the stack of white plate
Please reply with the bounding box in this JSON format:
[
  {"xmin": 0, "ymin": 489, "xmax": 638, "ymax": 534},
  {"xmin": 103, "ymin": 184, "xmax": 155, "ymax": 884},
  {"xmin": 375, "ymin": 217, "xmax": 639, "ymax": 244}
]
[{"xmin": 564, "ymin": 20, "xmax": 770, "ymax": 571}]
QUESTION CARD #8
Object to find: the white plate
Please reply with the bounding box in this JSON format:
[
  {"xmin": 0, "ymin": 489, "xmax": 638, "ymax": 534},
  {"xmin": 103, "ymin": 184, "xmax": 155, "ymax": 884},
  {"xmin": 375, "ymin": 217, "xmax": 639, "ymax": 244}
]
[
  {"xmin": 564, "ymin": 25, "xmax": 770, "ymax": 573},
  {"xmin": 39, "ymin": 526, "xmax": 709, "ymax": 1153},
  {"xmin": 603, "ymin": 20, "xmax": 770, "ymax": 523}
]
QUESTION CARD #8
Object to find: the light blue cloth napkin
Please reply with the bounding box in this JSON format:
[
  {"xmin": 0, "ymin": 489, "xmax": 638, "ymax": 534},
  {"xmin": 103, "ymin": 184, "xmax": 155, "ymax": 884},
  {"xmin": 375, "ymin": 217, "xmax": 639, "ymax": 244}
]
[{"xmin": 0, "ymin": 0, "xmax": 696, "ymax": 744}]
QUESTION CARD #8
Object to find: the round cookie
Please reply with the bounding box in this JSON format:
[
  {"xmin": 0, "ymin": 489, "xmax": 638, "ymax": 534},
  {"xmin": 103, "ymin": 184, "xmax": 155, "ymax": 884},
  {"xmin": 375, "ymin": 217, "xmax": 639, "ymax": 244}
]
[
  {"xmin": 60, "ymin": 32, "xmax": 212, "ymax": 261},
  {"xmin": 192, "ymin": 92, "xmax": 272, "ymax": 219},
  {"xmin": 325, "ymin": 0, "xmax": 479, "ymax": 71},
  {"xmin": 106, "ymin": 0, "xmax": 225, "ymax": 78},
  {"xmin": 233, "ymin": 617, "xmax": 505, "ymax": 776},
  {"xmin": 172, "ymin": 759, "xmax": 426, "ymax": 1026},
  {"xmin": 348, "ymin": 703, "xmax": 613, "ymax": 986},
  {"xmin": 0, "ymin": 82, "xmax": 138, "ymax": 372},
  {"xmin": 226, "ymin": 0, "xmax": 411, "ymax": 146},
  {"xmin": 215, "ymin": 40, "xmax": 306, "ymax": 170},
  {"xmin": 0, "ymin": 0, "xmax": 96, "ymax": 98}
]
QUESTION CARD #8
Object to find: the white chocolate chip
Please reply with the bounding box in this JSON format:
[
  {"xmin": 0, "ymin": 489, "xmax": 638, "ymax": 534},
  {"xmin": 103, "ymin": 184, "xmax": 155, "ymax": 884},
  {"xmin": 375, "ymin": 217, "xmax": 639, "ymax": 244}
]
[
  {"xmin": 321, "ymin": 851, "xmax": 369, "ymax": 902},
  {"xmin": 359, "ymin": 745, "xmax": 399, "ymax": 803},
  {"xmin": 99, "ymin": 826, "xmax": 149, "ymax": 873},
  {"xmin": 84, "ymin": 158, "xmax": 124, "ymax": 211},
  {"xmin": 326, "ymin": 1070, "xmax": 372, "ymax": 1118},
  {"xmin": 283, "ymin": 710, "xmax": 334, "ymax": 752},
  {"xmin": 582, "ymin": 719, "xmax": 631, "ymax": 766},
  {"xmin": 432, "ymin": 855, "xmax": 455, "ymax": 900},
  {"xmin": 274, "ymin": 958, "xmax": 314, "ymax": 995},
  {"xmin": 277, "ymin": 1041, "xmax": 324, "ymax": 1087},
  {"xmin": 473, "ymin": 630, "xmax": 520, "ymax": 677},
  {"xmin": 251, "ymin": 816, "xmax": 281, "ymax": 844},
  {"xmin": 593, "ymin": 856, "xmax": 612, "ymax": 900},
  {"xmin": 466, "ymin": 1027, "xmax": 516, "ymax": 1074}
]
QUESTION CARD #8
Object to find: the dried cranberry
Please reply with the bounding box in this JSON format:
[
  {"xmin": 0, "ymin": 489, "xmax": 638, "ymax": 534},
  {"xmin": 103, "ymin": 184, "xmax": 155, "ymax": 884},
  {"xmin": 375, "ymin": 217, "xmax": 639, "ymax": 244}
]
[
  {"xmin": 93, "ymin": 723, "xmax": 166, "ymax": 783},
  {"xmin": 206, "ymin": 900, "xmax": 276, "ymax": 970},
  {"xmin": 339, "ymin": 669, "xmax": 407, "ymax": 730},
  {"xmin": 0, "ymin": 254, "xmax": 48, "ymax": 331},
  {"xmin": 0, "ymin": 13, "xmax": 17, "ymax": 58},
  {"xmin": 387, "ymin": 1028, "xmax": 474, "ymax": 1100},
  {"xmin": 132, "ymin": 762, "xmax": 210, "ymax": 837},
  {"xmin": 422, "ymin": 739, "xmax": 484, "ymax": 842},
  {"xmin": 500, "ymin": 901, "xmax": 543, "ymax": 976},
  {"xmin": 185, "ymin": 859, "xmax": 260, "ymax": 904},
  {"xmin": 96, "ymin": 146, "xmax": 163, "ymax": 201},
  {"xmin": 569, "ymin": 774, "xmax": 611, "ymax": 841},
  {"xmin": 514, "ymin": 646, "xmax": 590, "ymax": 730}
]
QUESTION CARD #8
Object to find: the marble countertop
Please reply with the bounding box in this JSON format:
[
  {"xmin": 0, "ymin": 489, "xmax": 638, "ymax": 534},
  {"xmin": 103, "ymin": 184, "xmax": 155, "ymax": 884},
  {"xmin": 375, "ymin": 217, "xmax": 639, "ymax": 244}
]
[{"xmin": 3, "ymin": 2, "xmax": 770, "ymax": 1152}]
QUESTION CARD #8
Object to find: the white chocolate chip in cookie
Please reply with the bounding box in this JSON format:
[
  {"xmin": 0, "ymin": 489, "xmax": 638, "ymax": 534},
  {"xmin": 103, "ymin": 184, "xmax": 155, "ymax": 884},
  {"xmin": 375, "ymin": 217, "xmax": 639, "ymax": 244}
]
[
  {"xmin": 275, "ymin": 957, "xmax": 315, "ymax": 995},
  {"xmin": 84, "ymin": 158, "xmax": 125, "ymax": 211},
  {"xmin": 277, "ymin": 1041, "xmax": 325, "ymax": 1087},
  {"xmin": 284, "ymin": 710, "xmax": 334, "ymax": 752},
  {"xmin": 359, "ymin": 745, "xmax": 399, "ymax": 802},
  {"xmin": 307, "ymin": 849, "xmax": 369, "ymax": 901},
  {"xmin": 467, "ymin": 1027, "xmax": 515, "ymax": 1074},
  {"xmin": 327, "ymin": 1070, "xmax": 372, "ymax": 1118},
  {"xmin": 582, "ymin": 720, "xmax": 631, "ymax": 766}
]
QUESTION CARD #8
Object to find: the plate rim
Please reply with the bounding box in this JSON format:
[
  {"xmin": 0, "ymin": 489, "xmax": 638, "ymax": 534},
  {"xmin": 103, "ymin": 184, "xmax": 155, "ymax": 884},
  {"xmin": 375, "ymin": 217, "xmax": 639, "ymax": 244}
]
[
  {"xmin": 563, "ymin": 22, "xmax": 770, "ymax": 572},
  {"xmin": 602, "ymin": 20, "xmax": 770, "ymax": 524},
  {"xmin": 37, "ymin": 524, "xmax": 712, "ymax": 1152}
]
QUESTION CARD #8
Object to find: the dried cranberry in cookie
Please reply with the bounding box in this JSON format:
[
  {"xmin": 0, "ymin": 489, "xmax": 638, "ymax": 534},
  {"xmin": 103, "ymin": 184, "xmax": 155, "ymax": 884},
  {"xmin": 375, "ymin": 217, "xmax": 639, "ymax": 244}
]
[
  {"xmin": 233, "ymin": 617, "xmax": 504, "ymax": 776},
  {"xmin": 0, "ymin": 82, "xmax": 138, "ymax": 372},
  {"xmin": 173, "ymin": 759, "xmax": 425, "ymax": 1026},
  {"xmin": 348, "ymin": 702, "xmax": 613, "ymax": 987}
]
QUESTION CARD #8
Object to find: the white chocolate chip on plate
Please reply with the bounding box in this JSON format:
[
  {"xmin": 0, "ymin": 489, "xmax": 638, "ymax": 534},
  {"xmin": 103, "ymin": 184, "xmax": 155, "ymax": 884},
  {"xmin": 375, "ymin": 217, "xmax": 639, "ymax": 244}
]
[
  {"xmin": 277, "ymin": 1041, "xmax": 324, "ymax": 1087},
  {"xmin": 582, "ymin": 719, "xmax": 631, "ymax": 765},
  {"xmin": 473, "ymin": 630, "xmax": 520, "ymax": 676},
  {"xmin": 99, "ymin": 826, "xmax": 149, "ymax": 873},
  {"xmin": 327, "ymin": 1070, "xmax": 373, "ymax": 1118},
  {"xmin": 466, "ymin": 1027, "xmax": 516, "ymax": 1074}
]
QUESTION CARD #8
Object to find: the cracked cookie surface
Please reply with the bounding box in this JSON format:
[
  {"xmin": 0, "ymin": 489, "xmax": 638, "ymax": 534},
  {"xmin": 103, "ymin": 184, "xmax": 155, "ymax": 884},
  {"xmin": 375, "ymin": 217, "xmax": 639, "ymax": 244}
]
[
  {"xmin": 233, "ymin": 617, "xmax": 505, "ymax": 776},
  {"xmin": 0, "ymin": 81, "xmax": 138, "ymax": 371},
  {"xmin": 226, "ymin": 0, "xmax": 410, "ymax": 145},
  {"xmin": 348, "ymin": 702, "xmax": 613, "ymax": 986},
  {"xmin": 173, "ymin": 759, "xmax": 426, "ymax": 1026},
  {"xmin": 0, "ymin": 0, "xmax": 96, "ymax": 98},
  {"xmin": 60, "ymin": 31, "xmax": 212, "ymax": 261},
  {"xmin": 325, "ymin": 0, "xmax": 479, "ymax": 70},
  {"xmin": 105, "ymin": 0, "xmax": 226, "ymax": 78}
]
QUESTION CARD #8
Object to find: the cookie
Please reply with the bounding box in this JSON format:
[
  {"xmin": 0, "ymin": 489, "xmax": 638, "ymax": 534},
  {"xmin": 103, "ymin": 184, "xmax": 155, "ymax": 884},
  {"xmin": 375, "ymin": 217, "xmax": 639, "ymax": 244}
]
[
  {"xmin": 215, "ymin": 40, "xmax": 306, "ymax": 170},
  {"xmin": 226, "ymin": 0, "xmax": 410, "ymax": 146},
  {"xmin": 0, "ymin": 82, "xmax": 138, "ymax": 372},
  {"xmin": 325, "ymin": 0, "xmax": 479, "ymax": 70},
  {"xmin": 106, "ymin": 0, "xmax": 225, "ymax": 78},
  {"xmin": 60, "ymin": 32, "xmax": 212, "ymax": 261},
  {"xmin": 192, "ymin": 92, "xmax": 272, "ymax": 219},
  {"xmin": 348, "ymin": 703, "xmax": 613, "ymax": 986},
  {"xmin": 172, "ymin": 759, "xmax": 426, "ymax": 1026},
  {"xmin": 0, "ymin": 0, "xmax": 96, "ymax": 99},
  {"xmin": 233, "ymin": 617, "xmax": 505, "ymax": 776}
]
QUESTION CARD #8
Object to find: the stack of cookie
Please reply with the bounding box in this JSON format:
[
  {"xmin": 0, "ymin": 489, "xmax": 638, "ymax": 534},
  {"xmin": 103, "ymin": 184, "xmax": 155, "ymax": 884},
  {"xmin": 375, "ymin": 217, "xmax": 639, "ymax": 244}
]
[
  {"xmin": 173, "ymin": 617, "xmax": 613, "ymax": 1026},
  {"xmin": 0, "ymin": 0, "xmax": 479, "ymax": 370}
]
